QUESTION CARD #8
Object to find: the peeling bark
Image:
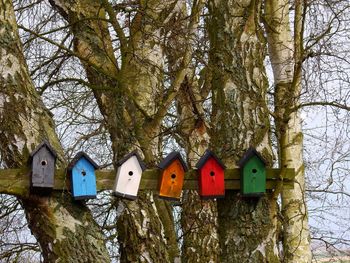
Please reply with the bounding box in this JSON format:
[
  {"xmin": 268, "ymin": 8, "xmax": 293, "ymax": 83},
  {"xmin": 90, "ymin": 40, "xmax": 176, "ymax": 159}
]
[
  {"xmin": 0, "ymin": 1, "xmax": 110, "ymax": 262},
  {"xmin": 116, "ymin": 193, "xmax": 172, "ymax": 263},
  {"xmin": 208, "ymin": 0, "xmax": 279, "ymax": 261},
  {"xmin": 164, "ymin": 1, "xmax": 219, "ymax": 261},
  {"xmin": 48, "ymin": 1, "xmax": 180, "ymax": 261},
  {"xmin": 264, "ymin": 0, "xmax": 312, "ymax": 261},
  {"xmin": 177, "ymin": 77, "xmax": 219, "ymax": 263},
  {"xmin": 22, "ymin": 194, "xmax": 110, "ymax": 262},
  {"xmin": 181, "ymin": 191, "xmax": 219, "ymax": 263}
]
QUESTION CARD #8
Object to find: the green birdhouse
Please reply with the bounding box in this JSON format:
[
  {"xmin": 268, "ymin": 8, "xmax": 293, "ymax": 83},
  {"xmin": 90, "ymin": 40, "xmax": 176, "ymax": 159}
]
[{"xmin": 238, "ymin": 148, "xmax": 266, "ymax": 196}]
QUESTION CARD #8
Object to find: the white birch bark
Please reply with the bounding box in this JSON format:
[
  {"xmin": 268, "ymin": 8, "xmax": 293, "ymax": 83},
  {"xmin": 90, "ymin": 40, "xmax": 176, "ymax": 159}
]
[
  {"xmin": 0, "ymin": 1, "xmax": 110, "ymax": 262},
  {"xmin": 177, "ymin": 77, "xmax": 220, "ymax": 262},
  {"xmin": 48, "ymin": 1, "xmax": 182, "ymax": 261},
  {"xmin": 164, "ymin": 1, "xmax": 219, "ymax": 260},
  {"xmin": 265, "ymin": 0, "xmax": 312, "ymax": 261},
  {"xmin": 208, "ymin": 0, "xmax": 279, "ymax": 261}
]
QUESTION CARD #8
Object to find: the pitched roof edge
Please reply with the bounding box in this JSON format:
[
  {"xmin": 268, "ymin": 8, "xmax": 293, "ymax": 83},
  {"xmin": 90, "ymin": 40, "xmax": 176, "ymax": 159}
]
[
  {"xmin": 237, "ymin": 147, "xmax": 267, "ymax": 167},
  {"xmin": 158, "ymin": 151, "xmax": 188, "ymax": 171},
  {"xmin": 195, "ymin": 149, "xmax": 226, "ymax": 169},
  {"xmin": 68, "ymin": 151, "xmax": 99, "ymax": 170},
  {"xmin": 30, "ymin": 140, "xmax": 58, "ymax": 158},
  {"xmin": 117, "ymin": 151, "xmax": 147, "ymax": 171}
]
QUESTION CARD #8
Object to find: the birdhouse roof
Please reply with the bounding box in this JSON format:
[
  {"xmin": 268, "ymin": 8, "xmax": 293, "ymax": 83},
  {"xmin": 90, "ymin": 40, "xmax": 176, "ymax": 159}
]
[
  {"xmin": 237, "ymin": 147, "xmax": 267, "ymax": 167},
  {"xmin": 158, "ymin": 151, "xmax": 188, "ymax": 171},
  {"xmin": 117, "ymin": 151, "xmax": 147, "ymax": 171},
  {"xmin": 68, "ymin": 151, "xmax": 99, "ymax": 171},
  {"xmin": 30, "ymin": 140, "xmax": 57, "ymax": 158},
  {"xmin": 195, "ymin": 149, "xmax": 226, "ymax": 169}
]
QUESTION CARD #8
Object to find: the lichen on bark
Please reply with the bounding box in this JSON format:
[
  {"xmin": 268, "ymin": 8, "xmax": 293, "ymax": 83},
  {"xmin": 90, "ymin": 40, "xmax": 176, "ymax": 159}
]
[
  {"xmin": 264, "ymin": 0, "xmax": 312, "ymax": 261},
  {"xmin": 208, "ymin": 0, "xmax": 279, "ymax": 261},
  {"xmin": 48, "ymin": 1, "xmax": 181, "ymax": 261},
  {"xmin": 0, "ymin": 1, "xmax": 110, "ymax": 262},
  {"xmin": 22, "ymin": 193, "xmax": 110, "ymax": 263}
]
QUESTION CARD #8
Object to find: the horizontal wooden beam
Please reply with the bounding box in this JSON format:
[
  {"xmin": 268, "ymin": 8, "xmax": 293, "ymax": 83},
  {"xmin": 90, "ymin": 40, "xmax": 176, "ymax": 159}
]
[{"xmin": 0, "ymin": 168, "xmax": 294, "ymax": 197}]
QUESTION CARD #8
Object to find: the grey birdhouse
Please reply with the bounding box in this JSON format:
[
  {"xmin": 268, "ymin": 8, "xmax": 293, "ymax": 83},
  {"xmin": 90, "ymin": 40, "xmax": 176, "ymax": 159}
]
[{"xmin": 30, "ymin": 141, "xmax": 57, "ymax": 189}]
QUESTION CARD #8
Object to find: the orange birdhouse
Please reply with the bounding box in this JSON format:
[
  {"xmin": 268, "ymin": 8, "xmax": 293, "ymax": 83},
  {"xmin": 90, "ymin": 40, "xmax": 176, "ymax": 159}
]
[{"xmin": 158, "ymin": 151, "xmax": 188, "ymax": 200}]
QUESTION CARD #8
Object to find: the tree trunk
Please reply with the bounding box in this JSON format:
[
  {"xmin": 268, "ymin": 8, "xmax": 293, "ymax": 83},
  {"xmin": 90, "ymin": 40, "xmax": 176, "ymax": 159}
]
[
  {"xmin": 163, "ymin": 1, "xmax": 220, "ymax": 260},
  {"xmin": 0, "ymin": 1, "xmax": 110, "ymax": 262},
  {"xmin": 48, "ymin": 1, "xmax": 181, "ymax": 261},
  {"xmin": 118, "ymin": 2, "xmax": 186, "ymax": 260},
  {"xmin": 21, "ymin": 194, "xmax": 110, "ymax": 262},
  {"xmin": 264, "ymin": 0, "xmax": 312, "ymax": 261},
  {"xmin": 180, "ymin": 192, "xmax": 219, "ymax": 263},
  {"xmin": 208, "ymin": 0, "xmax": 279, "ymax": 261},
  {"xmin": 177, "ymin": 78, "xmax": 220, "ymax": 262}
]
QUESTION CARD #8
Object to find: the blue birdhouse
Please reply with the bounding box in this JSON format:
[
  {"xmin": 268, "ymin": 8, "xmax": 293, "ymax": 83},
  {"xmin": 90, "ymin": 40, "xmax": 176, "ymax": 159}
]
[{"xmin": 68, "ymin": 152, "xmax": 99, "ymax": 200}]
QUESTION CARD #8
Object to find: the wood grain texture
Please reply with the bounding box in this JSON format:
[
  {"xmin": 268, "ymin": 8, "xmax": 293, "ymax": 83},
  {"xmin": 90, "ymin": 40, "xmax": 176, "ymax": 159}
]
[
  {"xmin": 159, "ymin": 159, "xmax": 186, "ymax": 199},
  {"xmin": 198, "ymin": 156, "xmax": 225, "ymax": 197},
  {"xmin": 0, "ymin": 167, "xmax": 294, "ymax": 196}
]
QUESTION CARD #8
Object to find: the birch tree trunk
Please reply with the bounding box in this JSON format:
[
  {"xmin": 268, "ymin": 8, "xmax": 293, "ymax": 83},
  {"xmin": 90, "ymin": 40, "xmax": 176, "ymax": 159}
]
[
  {"xmin": 177, "ymin": 77, "xmax": 220, "ymax": 262},
  {"xmin": 0, "ymin": 1, "xmax": 110, "ymax": 262},
  {"xmin": 208, "ymin": 0, "xmax": 279, "ymax": 261},
  {"xmin": 163, "ymin": 1, "xmax": 220, "ymax": 261},
  {"xmin": 48, "ymin": 1, "xmax": 181, "ymax": 261},
  {"xmin": 265, "ymin": 0, "xmax": 312, "ymax": 261}
]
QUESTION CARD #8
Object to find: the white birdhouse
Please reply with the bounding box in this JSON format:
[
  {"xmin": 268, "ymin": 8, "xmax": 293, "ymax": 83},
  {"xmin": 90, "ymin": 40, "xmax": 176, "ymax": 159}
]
[{"xmin": 114, "ymin": 151, "xmax": 146, "ymax": 200}]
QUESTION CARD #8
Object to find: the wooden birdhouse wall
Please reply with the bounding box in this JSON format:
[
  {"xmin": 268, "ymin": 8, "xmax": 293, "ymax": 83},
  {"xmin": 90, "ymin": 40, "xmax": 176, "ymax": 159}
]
[
  {"xmin": 71, "ymin": 157, "xmax": 97, "ymax": 199},
  {"xmin": 32, "ymin": 147, "xmax": 55, "ymax": 188},
  {"xmin": 199, "ymin": 156, "xmax": 225, "ymax": 198},
  {"xmin": 242, "ymin": 155, "xmax": 266, "ymax": 195},
  {"xmin": 114, "ymin": 155, "xmax": 143, "ymax": 199},
  {"xmin": 159, "ymin": 159, "xmax": 185, "ymax": 199}
]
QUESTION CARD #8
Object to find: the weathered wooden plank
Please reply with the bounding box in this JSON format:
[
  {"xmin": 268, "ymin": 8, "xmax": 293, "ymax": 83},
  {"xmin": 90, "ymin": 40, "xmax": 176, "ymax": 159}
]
[
  {"xmin": 137, "ymin": 179, "xmax": 294, "ymax": 190},
  {"xmin": 140, "ymin": 168, "xmax": 294, "ymax": 180},
  {"xmin": 0, "ymin": 168, "xmax": 295, "ymax": 195},
  {"xmin": 223, "ymin": 168, "xmax": 294, "ymax": 180}
]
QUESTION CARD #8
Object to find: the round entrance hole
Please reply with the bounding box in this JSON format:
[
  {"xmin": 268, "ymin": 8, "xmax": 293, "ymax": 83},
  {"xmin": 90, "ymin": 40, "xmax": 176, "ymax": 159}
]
[
  {"xmin": 252, "ymin": 168, "xmax": 257, "ymax": 173},
  {"xmin": 210, "ymin": 171, "xmax": 215, "ymax": 176},
  {"xmin": 171, "ymin": 174, "xmax": 176, "ymax": 179},
  {"xmin": 128, "ymin": 171, "xmax": 133, "ymax": 176},
  {"xmin": 41, "ymin": 160, "xmax": 47, "ymax": 166},
  {"xmin": 81, "ymin": 170, "xmax": 86, "ymax": 176}
]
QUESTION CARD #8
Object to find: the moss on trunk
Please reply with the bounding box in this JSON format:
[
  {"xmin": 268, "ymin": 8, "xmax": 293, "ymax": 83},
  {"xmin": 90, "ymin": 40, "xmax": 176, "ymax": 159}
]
[
  {"xmin": 208, "ymin": 0, "xmax": 280, "ymax": 261},
  {"xmin": 22, "ymin": 193, "xmax": 110, "ymax": 263},
  {"xmin": 0, "ymin": 1, "xmax": 110, "ymax": 262},
  {"xmin": 48, "ymin": 1, "xmax": 181, "ymax": 261}
]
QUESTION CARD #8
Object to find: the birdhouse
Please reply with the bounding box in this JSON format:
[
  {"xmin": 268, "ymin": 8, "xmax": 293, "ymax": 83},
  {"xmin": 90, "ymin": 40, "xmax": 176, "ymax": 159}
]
[
  {"xmin": 30, "ymin": 141, "xmax": 57, "ymax": 189},
  {"xmin": 238, "ymin": 148, "xmax": 267, "ymax": 196},
  {"xmin": 158, "ymin": 151, "xmax": 188, "ymax": 200},
  {"xmin": 195, "ymin": 150, "xmax": 226, "ymax": 199},
  {"xmin": 68, "ymin": 152, "xmax": 98, "ymax": 200},
  {"xmin": 114, "ymin": 151, "xmax": 146, "ymax": 200}
]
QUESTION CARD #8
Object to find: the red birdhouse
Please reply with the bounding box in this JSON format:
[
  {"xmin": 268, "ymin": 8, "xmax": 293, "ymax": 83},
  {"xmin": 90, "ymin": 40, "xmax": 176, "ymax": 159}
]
[
  {"xmin": 158, "ymin": 151, "xmax": 188, "ymax": 200},
  {"xmin": 195, "ymin": 150, "xmax": 226, "ymax": 199}
]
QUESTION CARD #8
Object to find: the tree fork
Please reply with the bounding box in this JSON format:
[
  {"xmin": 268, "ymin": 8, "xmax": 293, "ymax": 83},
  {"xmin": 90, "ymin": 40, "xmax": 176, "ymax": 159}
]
[{"xmin": 0, "ymin": 1, "xmax": 110, "ymax": 262}]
